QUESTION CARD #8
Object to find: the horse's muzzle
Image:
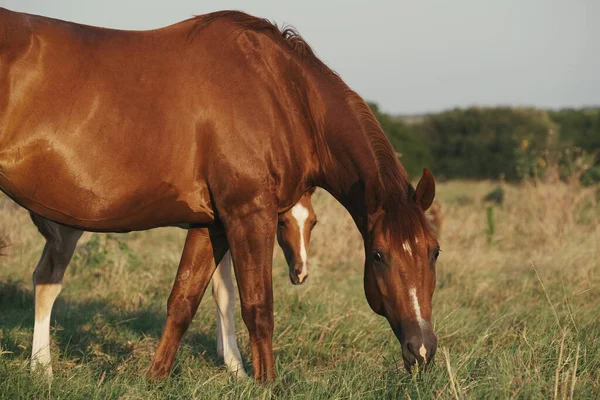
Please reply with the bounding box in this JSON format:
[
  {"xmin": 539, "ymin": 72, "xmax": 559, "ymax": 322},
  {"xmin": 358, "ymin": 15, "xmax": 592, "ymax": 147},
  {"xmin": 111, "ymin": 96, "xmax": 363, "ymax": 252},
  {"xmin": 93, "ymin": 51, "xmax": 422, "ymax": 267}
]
[
  {"xmin": 402, "ymin": 330, "xmax": 438, "ymax": 371},
  {"xmin": 288, "ymin": 263, "xmax": 309, "ymax": 285}
]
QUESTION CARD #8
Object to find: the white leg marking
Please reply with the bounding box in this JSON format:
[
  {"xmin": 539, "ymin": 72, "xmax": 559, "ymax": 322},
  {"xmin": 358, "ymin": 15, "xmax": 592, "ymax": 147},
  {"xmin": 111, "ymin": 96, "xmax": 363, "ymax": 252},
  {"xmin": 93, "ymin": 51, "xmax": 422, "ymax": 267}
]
[
  {"xmin": 31, "ymin": 283, "xmax": 62, "ymax": 377},
  {"xmin": 212, "ymin": 251, "xmax": 248, "ymax": 378},
  {"xmin": 31, "ymin": 315, "xmax": 52, "ymax": 369},
  {"xmin": 402, "ymin": 240, "xmax": 412, "ymax": 256},
  {"xmin": 29, "ymin": 225, "xmax": 82, "ymax": 378},
  {"xmin": 291, "ymin": 203, "xmax": 310, "ymax": 282}
]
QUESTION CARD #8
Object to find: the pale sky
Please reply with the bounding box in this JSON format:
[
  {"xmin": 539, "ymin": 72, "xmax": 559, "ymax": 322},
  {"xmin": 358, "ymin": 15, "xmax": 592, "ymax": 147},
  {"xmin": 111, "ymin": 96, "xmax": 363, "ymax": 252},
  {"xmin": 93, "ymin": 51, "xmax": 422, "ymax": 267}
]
[{"xmin": 2, "ymin": 0, "xmax": 598, "ymax": 114}]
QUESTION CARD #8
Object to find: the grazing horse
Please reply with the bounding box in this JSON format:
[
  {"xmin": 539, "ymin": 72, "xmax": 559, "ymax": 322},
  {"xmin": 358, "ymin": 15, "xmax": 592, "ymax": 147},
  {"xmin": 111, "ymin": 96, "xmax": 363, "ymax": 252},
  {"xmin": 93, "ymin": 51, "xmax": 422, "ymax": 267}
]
[
  {"xmin": 25, "ymin": 189, "xmax": 316, "ymax": 378},
  {"xmin": 212, "ymin": 190, "xmax": 316, "ymax": 378},
  {"xmin": 0, "ymin": 9, "xmax": 440, "ymax": 382}
]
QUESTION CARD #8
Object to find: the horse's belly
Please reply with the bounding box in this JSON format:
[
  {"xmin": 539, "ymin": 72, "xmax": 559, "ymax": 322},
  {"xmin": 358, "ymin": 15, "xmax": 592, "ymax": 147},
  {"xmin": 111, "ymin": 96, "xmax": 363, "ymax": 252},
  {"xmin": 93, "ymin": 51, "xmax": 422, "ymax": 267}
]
[{"xmin": 0, "ymin": 153, "xmax": 214, "ymax": 232}]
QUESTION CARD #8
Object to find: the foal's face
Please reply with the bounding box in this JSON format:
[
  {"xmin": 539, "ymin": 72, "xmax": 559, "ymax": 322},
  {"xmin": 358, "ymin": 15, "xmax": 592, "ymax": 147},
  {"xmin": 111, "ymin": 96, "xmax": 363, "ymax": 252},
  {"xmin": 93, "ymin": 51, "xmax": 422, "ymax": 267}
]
[
  {"xmin": 364, "ymin": 170, "xmax": 439, "ymax": 371},
  {"xmin": 277, "ymin": 192, "xmax": 317, "ymax": 285}
]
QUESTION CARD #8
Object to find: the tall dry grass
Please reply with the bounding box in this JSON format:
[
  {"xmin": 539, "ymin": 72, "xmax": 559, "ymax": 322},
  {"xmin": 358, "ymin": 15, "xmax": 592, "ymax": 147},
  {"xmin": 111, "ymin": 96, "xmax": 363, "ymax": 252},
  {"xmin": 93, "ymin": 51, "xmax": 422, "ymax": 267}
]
[{"xmin": 0, "ymin": 167, "xmax": 598, "ymax": 397}]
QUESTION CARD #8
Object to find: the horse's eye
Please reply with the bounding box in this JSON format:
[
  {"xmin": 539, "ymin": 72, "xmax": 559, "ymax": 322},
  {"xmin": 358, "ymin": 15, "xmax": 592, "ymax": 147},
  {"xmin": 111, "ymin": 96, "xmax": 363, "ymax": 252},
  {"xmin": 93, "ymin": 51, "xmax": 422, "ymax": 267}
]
[
  {"xmin": 278, "ymin": 220, "xmax": 285, "ymax": 228},
  {"xmin": 372, "ymin": 251, "xmax": 384, "ymax": 264},
  {"xmin": 434, "ymin": 248, "xmax": 440, "ymax": 261}
]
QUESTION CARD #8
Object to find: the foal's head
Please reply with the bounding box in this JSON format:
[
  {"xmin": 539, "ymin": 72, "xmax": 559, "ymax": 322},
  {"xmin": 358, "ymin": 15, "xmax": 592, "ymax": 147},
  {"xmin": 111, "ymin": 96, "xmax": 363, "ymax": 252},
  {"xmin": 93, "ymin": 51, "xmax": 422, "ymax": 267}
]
[
  {"xmin": 364, "ymin": 169, "xmax": 439, "ymax": 371},
  {"xmin": 277, "ymin": 189, "xmax": 317, "ymax": 285}
]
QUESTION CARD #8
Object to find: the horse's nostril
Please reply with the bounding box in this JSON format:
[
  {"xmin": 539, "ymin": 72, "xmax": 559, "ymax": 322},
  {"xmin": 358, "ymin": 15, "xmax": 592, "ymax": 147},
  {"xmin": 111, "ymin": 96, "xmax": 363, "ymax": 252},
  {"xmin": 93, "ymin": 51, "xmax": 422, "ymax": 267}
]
[
  {"xmin": 289, "ymin": 270, "xmax": 300, "ymax": 285},
  {"xmin": 404, "ymin": 341, "xmax": 429, "ymax": 367},
  {"xmin": 407, "ymin": 343, "xmax": 420, "ymax": 361}
]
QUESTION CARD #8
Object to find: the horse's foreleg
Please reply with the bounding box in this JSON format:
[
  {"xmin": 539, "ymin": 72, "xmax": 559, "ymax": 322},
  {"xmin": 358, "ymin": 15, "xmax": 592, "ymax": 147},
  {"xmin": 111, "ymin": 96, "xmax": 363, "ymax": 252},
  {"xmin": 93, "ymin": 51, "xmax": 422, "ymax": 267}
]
[
  {"xmin": 212, "ymin": 251, "xmax": 247, "ymax": 378},
  {"xmin": 30, "ymin": 223, "xmax": 83, "ymax": 377},
  {"xmin": 227, "ymin": 210, "xmax": 277, "ymax": 383},
  {"xmin": 148, "ymin": 227, "xmax": 228, "ymax": 380}
]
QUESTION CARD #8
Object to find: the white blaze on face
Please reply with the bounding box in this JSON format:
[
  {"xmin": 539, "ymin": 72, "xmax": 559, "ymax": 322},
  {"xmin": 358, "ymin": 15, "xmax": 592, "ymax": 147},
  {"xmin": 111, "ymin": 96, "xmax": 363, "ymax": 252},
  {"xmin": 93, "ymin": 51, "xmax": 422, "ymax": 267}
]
[
  {"xmin": 409, "ymin": 288, "xmax": 425, "ymax": 327},
  {"xmin": 402, "ymin": 240, "xmax": 412, "ymax": 257},
  {"xmin": 409, "ymin": 287, "xmax": 428, "ymax": 362},
  {"xmin": 291, "ymin": 203, "xmax": 309, "ymax": 282}
]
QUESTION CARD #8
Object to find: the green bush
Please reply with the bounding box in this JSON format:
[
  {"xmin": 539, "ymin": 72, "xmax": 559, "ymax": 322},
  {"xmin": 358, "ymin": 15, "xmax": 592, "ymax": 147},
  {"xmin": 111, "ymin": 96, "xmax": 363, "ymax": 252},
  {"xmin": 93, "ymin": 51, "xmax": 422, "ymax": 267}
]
[
  {"xmin": 368, "ymin": 102, "xmax": 432, "ymax": 177},
  {"xmin": 367, "ymin": 103, "xmax": 600, "ymax": 183}
]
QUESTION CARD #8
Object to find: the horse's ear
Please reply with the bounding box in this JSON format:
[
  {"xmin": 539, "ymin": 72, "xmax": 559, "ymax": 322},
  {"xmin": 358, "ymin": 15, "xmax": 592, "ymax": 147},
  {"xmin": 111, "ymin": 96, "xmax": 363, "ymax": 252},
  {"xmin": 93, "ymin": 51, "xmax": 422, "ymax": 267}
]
[{"xmin": 414, "ymin": 168, "xmax": 435, "ymax": 211}]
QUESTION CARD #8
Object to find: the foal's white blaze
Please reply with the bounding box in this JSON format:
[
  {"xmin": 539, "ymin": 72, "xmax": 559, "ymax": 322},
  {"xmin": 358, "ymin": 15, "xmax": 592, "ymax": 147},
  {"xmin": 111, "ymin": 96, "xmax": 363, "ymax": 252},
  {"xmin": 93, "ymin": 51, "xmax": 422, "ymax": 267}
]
[
  {"xmin": 409, "ymin": 287, "xmax": 428, "ymax": 361},
  {"xmin": 402, "ymin": 240, "xmax": 412, "ymax": 257},
  {"xmin": 291, "ymin": 203, "xmax": 309, "ymax": 282}
]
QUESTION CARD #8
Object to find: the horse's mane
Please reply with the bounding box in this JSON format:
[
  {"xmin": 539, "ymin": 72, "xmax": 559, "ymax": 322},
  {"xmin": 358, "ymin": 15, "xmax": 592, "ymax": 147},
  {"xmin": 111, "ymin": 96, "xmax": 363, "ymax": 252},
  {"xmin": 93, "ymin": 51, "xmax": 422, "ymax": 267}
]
[{"xmin": 190, "ymin": 11, "xmax": 411, "ymax": 202}]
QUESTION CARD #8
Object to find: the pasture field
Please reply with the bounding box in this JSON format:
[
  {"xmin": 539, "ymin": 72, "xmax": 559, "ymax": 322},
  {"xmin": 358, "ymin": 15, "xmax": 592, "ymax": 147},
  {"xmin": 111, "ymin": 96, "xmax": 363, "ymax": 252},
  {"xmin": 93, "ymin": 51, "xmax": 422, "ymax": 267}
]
[{"xmin": 0, "ymin": 179, "xmax": 598, "ymax": 399}]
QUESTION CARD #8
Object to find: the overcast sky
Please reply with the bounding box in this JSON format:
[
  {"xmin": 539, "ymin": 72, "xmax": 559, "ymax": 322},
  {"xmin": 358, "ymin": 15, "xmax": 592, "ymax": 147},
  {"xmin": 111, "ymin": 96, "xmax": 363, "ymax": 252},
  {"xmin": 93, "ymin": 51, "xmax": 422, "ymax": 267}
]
[{"xmin": 3, "ymin": 0, "xmax": 598, "ymax": 114}]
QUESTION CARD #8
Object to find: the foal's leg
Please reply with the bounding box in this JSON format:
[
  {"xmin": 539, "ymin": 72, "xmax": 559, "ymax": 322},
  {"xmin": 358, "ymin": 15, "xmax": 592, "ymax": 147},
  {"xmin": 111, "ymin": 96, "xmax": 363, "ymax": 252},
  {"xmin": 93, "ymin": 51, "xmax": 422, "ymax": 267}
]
[
  {"xmin": 226, "ymin": 210, "xmax": 277, "ymax": 383},
  {"xmin": 148, "ymin": 228, "xmax": 228, "ymax": 379},
  {"xmin": 29, "ymin": 218, "xmax": 83, "ymax": 377},
  {"xmin": 212, "ymin": 251, "xmax": 247, "ymax": 378}
]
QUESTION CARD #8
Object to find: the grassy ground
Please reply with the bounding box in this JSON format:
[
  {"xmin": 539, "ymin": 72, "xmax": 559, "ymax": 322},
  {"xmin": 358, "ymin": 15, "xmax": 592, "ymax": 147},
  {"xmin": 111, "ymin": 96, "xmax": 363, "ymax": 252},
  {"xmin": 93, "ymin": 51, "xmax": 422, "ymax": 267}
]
[{"xmin": 0, "ymin": 179, "xmax": 598, "ymax": 399}]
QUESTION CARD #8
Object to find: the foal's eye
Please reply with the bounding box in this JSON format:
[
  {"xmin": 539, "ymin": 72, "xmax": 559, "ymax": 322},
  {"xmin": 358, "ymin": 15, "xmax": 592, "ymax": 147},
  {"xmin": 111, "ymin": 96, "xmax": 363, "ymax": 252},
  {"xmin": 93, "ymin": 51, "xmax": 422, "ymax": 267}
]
[
  {"xmin": 278, "ymin": 220, "xmax": 285, "ymax": 228},
  {"xmin": 433, "ymin": 248, "xmax": 441, "ymax": 261},
  {"xmin": 372, "ymin": 251, "xmax": 384, "ymax": 264}
]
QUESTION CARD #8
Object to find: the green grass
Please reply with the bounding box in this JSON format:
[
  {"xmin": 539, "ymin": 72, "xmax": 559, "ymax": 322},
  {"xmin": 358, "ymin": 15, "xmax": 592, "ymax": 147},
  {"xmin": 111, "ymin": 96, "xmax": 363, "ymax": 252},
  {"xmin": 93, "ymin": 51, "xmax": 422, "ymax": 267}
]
[{"xmin": 0, "ymin": 181, "xmax": 599, "ymax": 399}]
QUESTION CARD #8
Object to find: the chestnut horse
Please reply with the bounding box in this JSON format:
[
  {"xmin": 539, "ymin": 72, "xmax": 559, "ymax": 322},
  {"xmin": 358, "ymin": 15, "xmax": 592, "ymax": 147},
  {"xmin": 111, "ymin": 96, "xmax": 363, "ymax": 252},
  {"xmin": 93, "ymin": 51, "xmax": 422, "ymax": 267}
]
[
  {"xmin": 0, "ymin": 9, "xmax": 439, "ymax": 382},
  {"xmin": 25, "ymin": 190, "xmax": 316, "ymax": 378}
]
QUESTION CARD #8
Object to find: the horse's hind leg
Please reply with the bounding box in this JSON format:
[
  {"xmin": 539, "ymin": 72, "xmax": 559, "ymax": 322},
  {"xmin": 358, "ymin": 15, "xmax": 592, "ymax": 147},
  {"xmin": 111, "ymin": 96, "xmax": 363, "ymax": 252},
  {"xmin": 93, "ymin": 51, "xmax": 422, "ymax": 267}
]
[
  {"xmin": 212, "ymin": 251, "xmax": 247, "ymax": 378},
  {"xmin": 29, "ymin": 214, "xmax": 83, "ymax": 377}
]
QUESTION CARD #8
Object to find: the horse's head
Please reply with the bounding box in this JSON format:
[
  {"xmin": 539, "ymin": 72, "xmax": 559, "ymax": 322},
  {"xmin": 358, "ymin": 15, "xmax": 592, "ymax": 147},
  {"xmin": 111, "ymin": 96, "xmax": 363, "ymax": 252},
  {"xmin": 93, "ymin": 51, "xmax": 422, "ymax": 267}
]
[
  {"xmin": 364, "ymin": 169, "xmax": 439, "ymax": 371},
  {"xmin": 277, "ymin": 189, "xmax": 317, "ymax": 285}
]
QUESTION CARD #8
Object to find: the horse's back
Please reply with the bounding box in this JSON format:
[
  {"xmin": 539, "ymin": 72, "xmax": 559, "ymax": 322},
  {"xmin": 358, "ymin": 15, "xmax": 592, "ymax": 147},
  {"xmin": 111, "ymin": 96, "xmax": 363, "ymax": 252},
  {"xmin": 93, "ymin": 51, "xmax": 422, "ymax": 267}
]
[
  {"xmin": 0, "ymin": 10, "xmax": 315, "ymax": 231},
  {"xmin": 0, "ymin": 11, "xmax": 220, "ymax": 230}
]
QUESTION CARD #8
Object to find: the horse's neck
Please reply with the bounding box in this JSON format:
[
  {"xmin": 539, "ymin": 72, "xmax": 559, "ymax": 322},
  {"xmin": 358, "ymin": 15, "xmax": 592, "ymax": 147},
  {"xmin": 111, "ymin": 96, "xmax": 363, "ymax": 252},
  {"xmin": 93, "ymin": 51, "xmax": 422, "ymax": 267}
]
[
  {"xmin": 308, "ymin": 85, "xmax": 411, "ymax": 238},
  {"xmin": 312, "ymin": 103, "xmax": 384, "ymax": 237}
]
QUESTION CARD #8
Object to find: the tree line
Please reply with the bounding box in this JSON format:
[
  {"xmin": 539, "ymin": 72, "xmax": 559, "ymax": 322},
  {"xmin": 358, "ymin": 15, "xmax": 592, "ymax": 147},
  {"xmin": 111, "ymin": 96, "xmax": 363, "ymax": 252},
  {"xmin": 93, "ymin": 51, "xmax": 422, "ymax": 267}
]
[{"xmin": 369, "ymin": 103, "xmax": 600, "ymax": 184}]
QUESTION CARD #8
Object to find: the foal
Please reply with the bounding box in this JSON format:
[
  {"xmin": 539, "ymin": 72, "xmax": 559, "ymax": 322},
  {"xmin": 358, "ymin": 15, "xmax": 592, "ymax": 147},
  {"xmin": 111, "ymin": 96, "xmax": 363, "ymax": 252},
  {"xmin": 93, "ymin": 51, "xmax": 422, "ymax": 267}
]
[
  {"xmin": 28, "ymin": 191, "xmax": 316, "ymax": 377},
  {"xmin": 212, "ymin": 190, "xmax": 316, "ymax": 377}
]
